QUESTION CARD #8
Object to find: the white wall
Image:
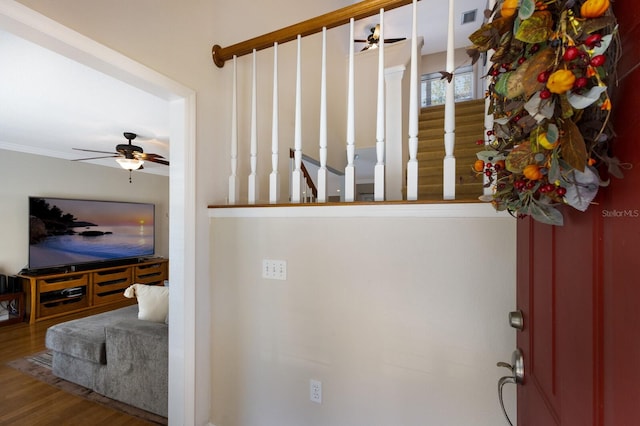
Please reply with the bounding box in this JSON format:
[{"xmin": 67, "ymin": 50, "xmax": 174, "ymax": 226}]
[
  {"xmin": 0, "ymin": 149, "xmax": 169, "ymax": 275},
  {"xmin": 420, "ymin": 47, "xmax": 470, "ymax": 75},
  {"xmin": 210, "ymin": 210, "xmax": 517, "ymax": 426}
]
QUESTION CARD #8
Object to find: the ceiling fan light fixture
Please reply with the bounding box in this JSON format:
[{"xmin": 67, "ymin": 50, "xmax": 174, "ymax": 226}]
[{"xmin": 116, "ymin": 157, "xmax": 144, "ymax": 170}]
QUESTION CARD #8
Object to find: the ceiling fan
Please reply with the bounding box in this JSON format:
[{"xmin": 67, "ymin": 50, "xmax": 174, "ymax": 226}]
[
  {"xmin": 72, "ymin": 132, "xmax": 168, "ymax": 182},
  {"xmin": 73, "ymin": 132, "xmax": 169, "ymax": 169},
  {"xmin": 354, "ymin": 24, "xmax": 406, "ymax": 51}
]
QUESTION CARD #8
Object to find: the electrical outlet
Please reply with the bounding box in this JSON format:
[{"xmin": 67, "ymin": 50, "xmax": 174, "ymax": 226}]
[
  {"xmin": 310, "ymin": 379, "xmax": 322, "ymax": 404},
  {"xmin": 262, "ymin": 259, "xmax": 287, "ymax": 280}
]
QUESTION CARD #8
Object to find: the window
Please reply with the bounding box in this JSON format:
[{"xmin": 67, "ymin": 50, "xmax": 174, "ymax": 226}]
[{"xmin": 421, "ymin": 65, "xmax": 474, "ymax": 107}]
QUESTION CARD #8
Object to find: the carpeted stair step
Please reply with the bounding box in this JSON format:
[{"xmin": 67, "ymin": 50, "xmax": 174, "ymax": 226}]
[{"xmin": 413, "ymin": 98, "xmax": 487, "ymax": 201}]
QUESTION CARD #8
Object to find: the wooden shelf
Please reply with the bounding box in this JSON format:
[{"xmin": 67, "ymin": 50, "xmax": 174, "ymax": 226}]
[
  {"xmin": 17, "ymin": 259, "xmax": 168, "ymax": 324},
  {"xmin": 0, "ymin": 292, "xmax": 24, "ymax": 326}
]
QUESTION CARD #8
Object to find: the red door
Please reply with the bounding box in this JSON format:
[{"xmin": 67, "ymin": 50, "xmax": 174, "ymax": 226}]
[{"xmin": 515, "ymin": 1, "xmax": 640, "ymax": 424}]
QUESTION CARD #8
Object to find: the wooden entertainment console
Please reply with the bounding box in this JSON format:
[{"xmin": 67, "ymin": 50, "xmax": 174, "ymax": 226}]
[{"xmin": 18, "ymin": 258, "xmax": 168, "ymax": 324}]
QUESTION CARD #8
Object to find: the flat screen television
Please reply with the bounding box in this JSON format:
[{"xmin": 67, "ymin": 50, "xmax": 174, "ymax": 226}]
[{"xmin": 28, "ymin": 196, "xmax": 155, "ymax": 272}]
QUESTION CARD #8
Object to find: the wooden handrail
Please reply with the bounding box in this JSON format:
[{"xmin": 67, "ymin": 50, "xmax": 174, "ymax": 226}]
[
  {"xmin": 211, "ymin": 0, "xmax": 417, "ymax": 68},
  {"xmin": 289, "ymin": 149, "xmax": 318, "ymax": 200}
]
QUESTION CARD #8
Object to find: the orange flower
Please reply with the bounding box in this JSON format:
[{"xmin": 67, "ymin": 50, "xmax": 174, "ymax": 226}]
[
  {"xmin": 586, "ymin": 66, "xmax": 597, "ymax": 77},
  {"xmin": 601, "ymin": 98, "xmax": 612, "ymax": 110}
]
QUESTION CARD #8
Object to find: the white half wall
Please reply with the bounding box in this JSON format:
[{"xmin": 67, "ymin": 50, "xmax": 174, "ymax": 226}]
[{"xmin": 209, "ymin": 208, "xmax": 517, "ymax": 426}]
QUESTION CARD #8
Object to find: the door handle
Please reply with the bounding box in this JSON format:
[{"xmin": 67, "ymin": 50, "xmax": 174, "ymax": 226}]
[
  {"xmin": 509, "ymin": 310, "xmax": 524, "ymax": 330},
  {"xmin": 497, "ymin": 348, "xmax": 524, "ymax": 426}
]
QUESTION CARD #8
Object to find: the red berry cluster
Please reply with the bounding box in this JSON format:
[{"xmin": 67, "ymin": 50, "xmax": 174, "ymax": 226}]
[
  {"xmin": 538, "ymin": 34, "xmax": 607, "ymax": 99},
  {"xmin": 511, "ymin": 177, "xmax": 567, "ymax": 198}
]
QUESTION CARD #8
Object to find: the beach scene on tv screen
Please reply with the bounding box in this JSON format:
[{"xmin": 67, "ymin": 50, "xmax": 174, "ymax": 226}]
[{"xmin": 29, "ymin": 197, "xmax": 154, "ymax": 269}]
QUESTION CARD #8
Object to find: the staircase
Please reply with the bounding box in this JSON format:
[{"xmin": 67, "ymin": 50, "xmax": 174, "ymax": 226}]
[{"xmin": 416, "ymin": 99, "xmax": 486, "ymax": 201}]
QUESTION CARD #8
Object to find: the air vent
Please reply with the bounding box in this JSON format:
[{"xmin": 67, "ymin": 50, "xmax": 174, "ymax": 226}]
[{"xmin": 461, "ymin": 9, "xmax": 477, "ymax": 25}]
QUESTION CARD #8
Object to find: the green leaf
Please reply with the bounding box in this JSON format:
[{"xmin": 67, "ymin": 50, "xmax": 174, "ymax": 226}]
[
  {"xmin": 548, "ymin": 152, "xmax": 561, "ymax": 182},
  {"xmin": 546, "ymin": 123, "xmax": 559, "ymax": 143},
  {"xmin": 515, "ymin": 11, "xmax": 553, "ymax": 43},
  {"xmin": 469, "ymin": 17, "xmax": 515, "ymax": 51},
  {"xmin": 476, "ymin": 150, "xmax": 507, "ymax": 162},
  {"xmin": 494, "ymin": 71, "xmax": 513, "ymax": 97},
  {"xmin": 581, "ymin": 16, "xmax": 616, "ymax": 35},
  {"xmin": 519, "ymin": 0, "xmax": 536, "ymax": 20},
  {"xmin": 567, "ymin": 86, "xmax": 608, "ymax": 109},
  {"xmin": 467, "ymin": 47, "xmax": 481, "ymax": 65},
  {"xmin": 529, "ymin": 201, "xmax": 564, "ymax": 226},
  {"xmin": 439, "ymin": 71, "xmax": 453, "ymax": 82},
  {"xmin": 602, "ymin": 155, "xmax": 625, "ymax": 179},
  {"xmin": 524, "ymin": 93, "xmax": 555, "ymax": 122},
  {"xmin": 559, "ymin": 120, "xmax": 588, "ymax": 172},
  {"xmin": 521, "ymin": 48, "xmax": 555, "ymax": 97},
  {"xmin": 563, "ymin": 168, "xmax": 600, "ymax": 212},
  {"xmin": 559, "ymin": 94, "xmax": 575, "ymax": 119},
  {"xmin": 506, "ymin": 141, "xmax": 535, "ymax": 173}
]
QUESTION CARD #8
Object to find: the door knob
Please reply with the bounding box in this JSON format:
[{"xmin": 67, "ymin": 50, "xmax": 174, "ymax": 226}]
[
  {"xmin": 509, "ymin": 310, "xmax": 524, "ymax": 330},
  {"xmin": 497, "ymin": 348, "xmax": 524, "ymax": 426}
]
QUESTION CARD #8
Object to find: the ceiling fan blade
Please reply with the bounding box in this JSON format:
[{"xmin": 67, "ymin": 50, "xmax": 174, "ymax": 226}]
[
  {"xmin": 137, "ymin": 152, "xmax": 165, "ymax": 160},
  {"xmin": 385, "ymin": 38, "xmax": 406, "ymax": 43},
  {"xmin": 135, "ymin": 152, "xmax": 169, "ymax": 165},
  {"xmin": 73, "ymin": 147, "xmax": 118, "ymax": 155},
  {"xmin": 354, "ymin": 39, "xmax": 369, "ymax": 43},
  {"xmin": 372, "ymin": 24, "xmax": 380, "ymax": 40},
  {"xmin": 72, "ymin": 155, "xmax": 120, "ymax": 161},
  {"xmin": 146, "ymin": 157, "xmax": 170, "ymax": 166}
]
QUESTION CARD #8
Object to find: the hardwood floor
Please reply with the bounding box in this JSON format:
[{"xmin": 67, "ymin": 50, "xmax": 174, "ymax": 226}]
[{"xmin": 0, "ymin": 307, "xmax": 154, "ymax": 425}]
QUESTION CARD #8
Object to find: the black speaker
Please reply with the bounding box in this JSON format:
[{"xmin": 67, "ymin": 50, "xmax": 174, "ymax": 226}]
[
  {"xmin": 0, "ymin": 274, "xmax": 6, "ymax": 294},
  {"xmin": 7, "ymin": 275, "xmax": 20, "ymax": 293}
]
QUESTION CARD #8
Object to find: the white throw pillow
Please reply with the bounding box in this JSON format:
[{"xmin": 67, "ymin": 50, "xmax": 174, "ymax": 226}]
[{"xmin": 123, "ymin": 283, "xmax": 169, "ymax": 323}]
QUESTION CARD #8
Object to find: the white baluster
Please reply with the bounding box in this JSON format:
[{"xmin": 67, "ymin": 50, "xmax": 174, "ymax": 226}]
[
  {"xmin": 228, "ymin": 55, "xmax": 239, "ymax": 204},
  {"xmin": 345, "ymin": 18, "xmax": 356, "ymax": 202},
  {"xmin": 374, "ymin": 8, "xmax": 385, "ymax": 202},
  {"xmin": 248, "ymin": 49, "xmax": 258, "ymax": 204},
  {"xmin": 291, "ymin": 35, "xmax": 303, "ymax": 203},
  {"xmin": 318, "ymin": 27, "xmax": 328, "ymax": 203},
  {"xmin": 443, "ymin": 0, "xmax": 456, "ymax": 200},
  {"xmin": 270, "ymin": 42, "xmax": 280, "ymax": 204},
  {"xmin": 407, "ymin": 0, "xmax": 419, "ymax": 201}
]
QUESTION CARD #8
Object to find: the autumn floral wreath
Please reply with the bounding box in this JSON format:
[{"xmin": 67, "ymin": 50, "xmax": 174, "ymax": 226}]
[{"xmin": 467, "ymin": 0, "xmax": 622, "ymax": 225}]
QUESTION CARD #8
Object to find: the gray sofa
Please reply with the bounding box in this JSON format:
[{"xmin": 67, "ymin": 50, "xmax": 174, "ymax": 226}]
[{"xmin": 45, "ymin": 305, "xmax": 168, "ymax": 417}]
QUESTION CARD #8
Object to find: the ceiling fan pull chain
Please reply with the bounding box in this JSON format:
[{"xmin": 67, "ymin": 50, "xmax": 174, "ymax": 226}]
[{"xmin": 129, "ymin": 170, "xmax": 133, "ymax": 183}]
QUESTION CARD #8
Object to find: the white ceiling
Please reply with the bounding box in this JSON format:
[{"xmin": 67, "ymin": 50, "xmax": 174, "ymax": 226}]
[
  {"xmin": 354, "ymin": 0, "xmax": 486, "ymax": 55},
  {"xmin": 0, "ymin": 28, "xmax": 171, "ymax": 175},
  {"xmin": 0, "ymin": 0, "xmax": 485, "ymax": 175}
]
